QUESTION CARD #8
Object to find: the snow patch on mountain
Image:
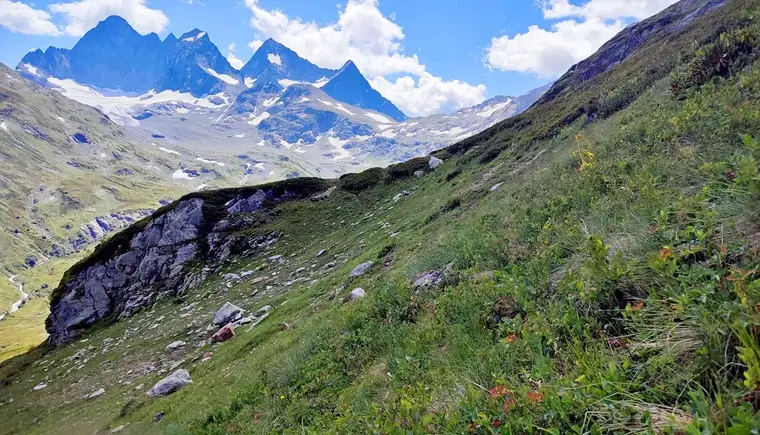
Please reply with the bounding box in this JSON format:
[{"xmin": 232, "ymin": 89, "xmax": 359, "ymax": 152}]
[
  {"xmin": 334, "ymin": 103, "xmax": 354, "ymax": 116},
  {"xmin": 0, "ymin": 122, "xmax": 7, "ymax": 132},
  {"xmin": 476, "ymin": 100, "xmax": 513, "ymax": 118},
  {"xmin": 244, "ymin": 77, "xmax": 256, "ymax": 88},
  {"xmin": 46, "ymin": 77, "xmax": 229, "ymax": 126},
  {"xmin": 196, "ymin": 157, "xmax": 225, "ymax": 167},
  {"xmin": 204, "ymin": 68, "xmax": 240, "ymax": 85},
  {"xmin": 20, "ymin": 64, "xmax": 40, "ymax": 77},
  {"xmin": 172, "ymin": 169, "xmax": 193, "ymax": 179},
  {"xmin": 183, "ymin": 32, "xmax": 206, "ymax": 42},
  {"xmin": 267, "ymin": 54, "xmax": 282, "ymax": 66},
  {"xmin": 159, "ymin": 147, "xmax": 180, "ymax": 156},
  {"xmin": 365, "ymin": 112, "xmax": 393, "ymax": 124},
  {"xmin": 248, "ymin": 112, "xmax": 270, "ymax": 126}
]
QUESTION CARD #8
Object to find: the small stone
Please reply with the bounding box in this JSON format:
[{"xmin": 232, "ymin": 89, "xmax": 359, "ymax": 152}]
[
  {"xmin": 33, "ymin": 382, "xmax": 47, "ymax": 391},
  {"xmin": 413, "ymin": 270, "xmax": 444, "ymax": 296},
  {"xmin": 325, "ymin": 262, "xmax": 336, "ymax": 269},
  {"xmin": 212, "ymin": 324, "xmax": 236, "ymax": 343},
  {"xmin": 317, "ymin": 249, "xmax": 328, "ymax": 257},
  {"xmin": 349, "ymin": 262, "xmax": 374, "ymax": 278},
  {"xmin": 254, "ymin": 305, "xmax": 272, "ymax": 317},
  {"xmin": 347, "ymin": 288, "xmax": 366, "ymax": 301},
  {"xmin": 280, "ymin": 322, "xmax": 291, "ymax": 331},
  {"xmin": 223, "ymin": 273, "xmax": 241, "ymax": 281},
  {"xmin": 414, "ymin": 170, "xmax": 425, "ymax": 178},
  {"xmin": 268, "ymin": 255, "xmax": 284, "ymax": 263},
  {"xmin": 165, "ymin": 341, "xmax": 187, "ymax": 353},
  {"xmin": 111, "ymin": 425, "xmax": 127, "ymax": 433},
  {"xmin": 154, "ymin": 412, "xmax": 165, "ymax": 423},
  {"xmin": 490, "ymin": 183, "xmax": 503, "ymax": 192},
  {"xmin": 236, "ymin": 316, "xmax": 253, "ymax": 325},
  {"xmin": 86, "ymin": 388, "xmax": 106, "ymax": 400},
  {"xmin": 147, "ymin": 369, "xmax": 193, "ymax": 398},
  {"xmin": 429, "ymin": 156, "xmax": 444, "ymax": 169}
]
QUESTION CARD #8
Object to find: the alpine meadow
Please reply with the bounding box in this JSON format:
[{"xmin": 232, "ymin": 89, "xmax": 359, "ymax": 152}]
[{"xmin": 2, "ymin": 0, "xmax": 760, "ymax": 433}]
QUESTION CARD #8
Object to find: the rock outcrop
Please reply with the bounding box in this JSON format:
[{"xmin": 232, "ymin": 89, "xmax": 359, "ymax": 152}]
[{"xmin": 46, "ymin": 178, "xmax": 330, "ymax": 345}]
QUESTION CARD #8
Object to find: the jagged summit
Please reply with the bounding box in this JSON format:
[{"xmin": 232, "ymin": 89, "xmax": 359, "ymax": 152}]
[
  {"xmin": 322, "ymin": 60, "xmax": 407, "ymax": 122},
  {"xmin": 240, "ymin": 38, "xmax": 336, "ymax": 84}
]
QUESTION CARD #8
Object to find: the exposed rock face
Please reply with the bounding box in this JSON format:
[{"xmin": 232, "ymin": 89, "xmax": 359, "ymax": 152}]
[
  {"xmin": 46, "ymin": 179, "xmax": 330, "ymax": 345},
  {"xmin": 541, "ymin": 0, "xmax": 727, "ymax": 103}
]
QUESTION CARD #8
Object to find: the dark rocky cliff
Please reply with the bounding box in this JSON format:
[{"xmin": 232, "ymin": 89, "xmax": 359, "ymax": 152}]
[{"xmin": 46, "ymin": 178, "xmax": 332, "ymax": 345}]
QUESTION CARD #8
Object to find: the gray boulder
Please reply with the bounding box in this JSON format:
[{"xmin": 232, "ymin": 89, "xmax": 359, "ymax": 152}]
[
  {"xmin": 213, "ymin": 302, "xmax": 244, "ymax": 326},
  {"xmin": 349, "ymin": 262, "xmax": 374, "ymax": 278},
  {"xmin": 347, "ymin": 288, "xmax": 366, "ymax": 301},
  {"xmin": 429, "ymin": 156, "xmax": 444, "ymax": 169},
  {"xmin": 147, "ymin": 369, "xmax": 192, "ymax": 398},
  {"xmin": 165, "ymin": 341, "xmax": 187, "ymax": 353}
]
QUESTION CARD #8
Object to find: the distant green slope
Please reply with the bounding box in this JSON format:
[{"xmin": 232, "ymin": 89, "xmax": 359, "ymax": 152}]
[{"xmin": 2, "ymin": 0, "xmax": 760, "ymax": 433}]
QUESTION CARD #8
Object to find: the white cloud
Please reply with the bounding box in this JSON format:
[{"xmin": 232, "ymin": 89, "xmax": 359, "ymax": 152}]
[
  {"xmin": 227, "ymin": 43, "xmax": 245, "ymax": 70},
  {"xmin": 243, "ymin": 0, "xmax": 486, "ymax": 117},
  {"xmin": 371, "ymin": 73, "xmax": 487, "ymax": 116},
  {"xmin": 0, "ymin": 0, "xmax": 61, "ymax": 35},
  {"xmin": 486, "ymin": 19, "xmax": 625, "ymax": 78},
  {"xmin": 541, "ymin": 0, "xmax": 679, "ymax": 21},
  {"xmin": 248, "ymin": 39, "xmax": 264, "ymax": 52},
  {"xmin": 49, "ymin": 0, "xmax": 169, "ymax": 37},
  {"xmin": 485, "ymin": 0, "xmax": 679, "ymax": 78}
]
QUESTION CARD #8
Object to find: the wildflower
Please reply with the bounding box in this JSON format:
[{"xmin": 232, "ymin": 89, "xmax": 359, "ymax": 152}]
[
  {"xmin": 526, "ymin": 391, "xmax": 545, "ymax": 404},
  {"xmin": 726, "ymin": 169, "xmax": 737, "ymax": 182},
  {"xmin": 631, "ymin": 301, "xmax": 645, "ymax": 311},
  {"xmin": 506, "ymin": 333, "xmax": 517, "ymax": 343},
  {"xmin": 489, "ymin": 385, "xmax": 510, "ymax": 399},
  {"xmin": 608, "ymin": 338, "xmax": 628, "ymax": 350},
  {"xmin": 659, "ymin": 247, "xmax": 673, "ymax": 260},
  {"xmin": 492, "ymin": 418, "xmax": 502, "ymax": 428},
  {"xmin": 503, "ymin": 397, "xmax": 517, "ymax": 412}
]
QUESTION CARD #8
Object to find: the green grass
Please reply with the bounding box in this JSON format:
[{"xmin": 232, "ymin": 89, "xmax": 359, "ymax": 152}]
[{"xmin": 3, "ymin": 2, "xmax": 760, "ymax": 433}]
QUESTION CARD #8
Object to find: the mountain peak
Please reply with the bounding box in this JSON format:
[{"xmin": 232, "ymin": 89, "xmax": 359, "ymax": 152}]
[
  {"xmin": 179, "ymin": 29, "xmax": 208, "ymax": 43},
  {"xmin": 338, "ymin": 60, "xmax": 360, "ymax": 73},
  {"xmin": 322, "ymin": 61, "xmax": 407, "ymax": 121},
  {"xmin": 241, "ymin": 39, "xmax": 336, "ymax": 85},
  {"xmin": 100, "ymin": 15, "xmax": 130, "ymax": 27},
  {"xmin": 259, "ymin": 38, "xmax": 286, "ymax": 52}
]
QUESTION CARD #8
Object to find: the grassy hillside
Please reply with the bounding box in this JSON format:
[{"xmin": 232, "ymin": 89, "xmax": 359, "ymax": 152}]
[{"xmin": 2, "ymin": 0, "xmax": 760, "ymax": 433}]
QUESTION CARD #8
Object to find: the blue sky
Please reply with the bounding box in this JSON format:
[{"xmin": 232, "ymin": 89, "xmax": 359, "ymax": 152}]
[{"xmin": 0, "ymin": 0, "xmax": 678, "ymax": 116}]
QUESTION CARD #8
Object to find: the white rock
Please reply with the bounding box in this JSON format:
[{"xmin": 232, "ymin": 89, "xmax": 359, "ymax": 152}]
[
  {"xmin": 33, "ymin": 382, "xmax": 47, "ymax": 391},
  {"xmin": 86, "ymin": 388, "xmax": 106, "ymax": 400}
]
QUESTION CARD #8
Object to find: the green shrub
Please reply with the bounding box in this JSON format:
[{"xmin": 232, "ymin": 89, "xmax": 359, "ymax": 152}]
[
  {"xmin": 385, "ymin": 157, "xmax": 429, "ymax": 181},
  {"xmin": 338, "ymin": 167, "xmax": 385, "ymax": 193},
  {"xmin": 671, "ymin": 26, "xmax": 759, "ymax": 95}
]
